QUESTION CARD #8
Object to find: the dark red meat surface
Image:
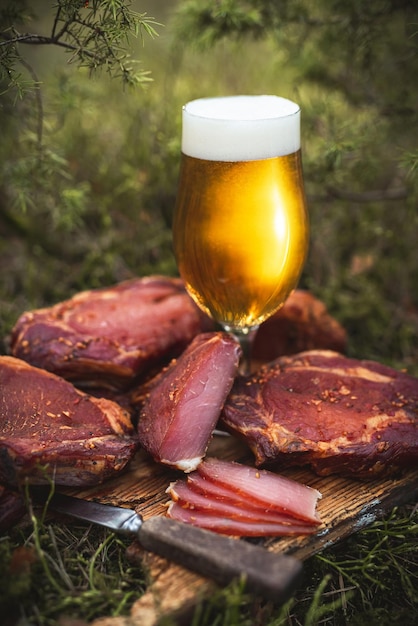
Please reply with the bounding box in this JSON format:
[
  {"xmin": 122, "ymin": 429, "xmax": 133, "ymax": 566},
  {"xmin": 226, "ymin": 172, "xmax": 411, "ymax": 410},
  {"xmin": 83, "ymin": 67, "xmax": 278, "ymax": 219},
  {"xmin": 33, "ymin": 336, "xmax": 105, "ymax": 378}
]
[
  {"xmin": 221, "ymin": 350, "xmax": 418, "ymax": 478},
  {"xmin": 0, "ymin": 356, "xmax": 138, "ymax": 487},
  {"xmin": 252, "ymin": 290, "xmax": 347, "ymax": 363},
  {"xmin": 165, "ymin": 457, "xmax": 322, "ymax": 536},
  {"xmin": 10, "ymin": 276, "xmax": 210, "ymax": 390},
  {"xmin": 138, "ymin": 332, "xmax": 241, "ymax": 472}
]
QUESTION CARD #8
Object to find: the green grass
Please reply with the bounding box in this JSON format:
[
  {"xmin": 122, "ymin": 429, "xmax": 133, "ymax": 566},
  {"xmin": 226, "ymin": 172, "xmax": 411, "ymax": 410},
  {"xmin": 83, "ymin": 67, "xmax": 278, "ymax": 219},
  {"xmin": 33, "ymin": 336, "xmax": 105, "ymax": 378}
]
[
  {"xmin": 0, "ymin": 2, "xmax": 417, "ymax": 624},
  {"xmin": 1, "ymin": 504, "xmax": 416, "ymax": 625},
  {"xmin": 0, "ymin": 521, "xmax": 146, "ymax": 625}
]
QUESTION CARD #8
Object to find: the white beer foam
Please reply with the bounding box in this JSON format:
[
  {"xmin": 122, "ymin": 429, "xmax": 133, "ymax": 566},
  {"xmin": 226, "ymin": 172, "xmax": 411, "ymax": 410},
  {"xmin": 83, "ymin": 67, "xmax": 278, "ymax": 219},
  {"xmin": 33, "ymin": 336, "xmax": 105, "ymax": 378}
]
[{"xmin": 182, "ymin": 95, "xmax": 300, "ymax": 161}]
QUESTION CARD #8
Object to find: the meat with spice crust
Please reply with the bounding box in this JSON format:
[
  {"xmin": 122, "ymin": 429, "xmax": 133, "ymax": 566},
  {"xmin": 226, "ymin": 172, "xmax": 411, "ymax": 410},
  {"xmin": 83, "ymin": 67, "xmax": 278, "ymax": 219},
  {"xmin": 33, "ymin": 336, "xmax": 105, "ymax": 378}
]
[
  {"xmin": 137, "ymin": 332, "xmax": 241, "ymax": 472},
  {"xmin": 221, "ymin": 350, "xmax": 418, "ymax": 478},
  {"xmin": 9, "ymin": 278, "xmax": 347, "ymax": 392},
  {"xmin": 9, "ymin": 276, "xmax": 210, "ymax": 390},
  {"xmin": 0, "ymin": 356, "xmax": 138, "ymax": 487}
]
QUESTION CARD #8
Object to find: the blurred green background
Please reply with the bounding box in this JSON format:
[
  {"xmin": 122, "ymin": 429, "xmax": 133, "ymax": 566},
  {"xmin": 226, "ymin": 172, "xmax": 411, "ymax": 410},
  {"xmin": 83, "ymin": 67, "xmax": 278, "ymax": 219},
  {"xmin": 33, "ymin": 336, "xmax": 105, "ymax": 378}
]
[
  {"xmin": 1, "ymin": 0, "xmax": 418, "ymax": 372},
  {"xmin": 1, "ymin": 4, "xmax": 417, "ymax": 625}
]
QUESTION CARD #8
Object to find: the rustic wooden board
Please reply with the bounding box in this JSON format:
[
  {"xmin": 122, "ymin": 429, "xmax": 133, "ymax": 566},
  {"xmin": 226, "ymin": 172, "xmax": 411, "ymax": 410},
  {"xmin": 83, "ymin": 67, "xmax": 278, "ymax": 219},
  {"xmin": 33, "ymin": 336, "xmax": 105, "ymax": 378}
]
[{"xmin": 65, "ymin": 434, "xmax": 418, "ymax": 626}]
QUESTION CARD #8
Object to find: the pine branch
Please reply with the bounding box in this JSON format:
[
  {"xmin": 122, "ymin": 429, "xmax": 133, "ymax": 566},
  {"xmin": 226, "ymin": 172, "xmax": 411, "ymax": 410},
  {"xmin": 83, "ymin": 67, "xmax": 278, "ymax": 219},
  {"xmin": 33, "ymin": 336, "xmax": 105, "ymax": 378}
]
[{"xmin": 0, "ymin": 0, "xmax": 160, "ymax": 94}]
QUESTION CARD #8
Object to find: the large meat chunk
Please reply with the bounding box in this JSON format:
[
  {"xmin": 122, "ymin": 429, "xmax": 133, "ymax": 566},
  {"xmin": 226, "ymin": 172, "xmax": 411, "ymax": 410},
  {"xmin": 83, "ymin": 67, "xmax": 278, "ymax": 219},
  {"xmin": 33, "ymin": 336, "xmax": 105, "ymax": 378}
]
[
  {"xmin": 138, "ymin": 332, "xmax": 241, "ymax": 472},
  {"xmin": 9, "ymin": 276, "xmax": 209, "ymax": 390},
  {"xmin": 0, "ymin": 356, "xmax": 138, "ymax": 487},
  {"xmin": 252, "ymin": 290, "xmax": 347, "ymax": 363},
  {"xmin": 221, "ymin": 350, "xmax": 418, "ymax": 478},
  {"xmin": 9, "ymin": 278, "xmax": 346, "ymax": 391}
]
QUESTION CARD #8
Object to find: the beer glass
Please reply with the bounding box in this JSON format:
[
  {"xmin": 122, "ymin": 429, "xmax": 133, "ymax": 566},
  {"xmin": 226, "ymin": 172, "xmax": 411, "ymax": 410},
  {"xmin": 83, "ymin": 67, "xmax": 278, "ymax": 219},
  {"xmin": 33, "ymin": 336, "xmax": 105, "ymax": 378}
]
[{"xmin": 173, "ymin": 95, "xmax": 309, "ymax": 373}]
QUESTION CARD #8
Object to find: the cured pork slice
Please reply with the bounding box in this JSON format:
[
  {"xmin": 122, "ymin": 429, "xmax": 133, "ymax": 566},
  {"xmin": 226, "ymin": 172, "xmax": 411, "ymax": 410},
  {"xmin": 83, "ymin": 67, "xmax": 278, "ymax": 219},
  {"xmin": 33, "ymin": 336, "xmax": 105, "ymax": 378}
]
[
  {"xmin": 0, "ymin": 356, "xmax": 138, "ymax": 487},
  {"xmin": 184, "ymin": 473, "xmax": 318, "ymax": 526},
  {"xmin": 221, "ymin": 350, "xmax": 418, "ymax": 478},
  {"xmin": 165, "ymin": 458, "xmax": 322, "ymax": 536},
  {"xmin": 166, "ymin": 504, "xmax": 317, "ymax": 537},
  {"xmin": 195, "ymin": 458, "xmax": 321, "ymax": 524},
  {"xmin": 167, "ymin": 480, "xmax": 317, "ymax": 528},
  {"xmin": 137, "ymin": 333, "xmax": 241, "ymax": 472},
  {"xmin": 10, "ymin": 276, "xmax": 210, "ymax": 390}
]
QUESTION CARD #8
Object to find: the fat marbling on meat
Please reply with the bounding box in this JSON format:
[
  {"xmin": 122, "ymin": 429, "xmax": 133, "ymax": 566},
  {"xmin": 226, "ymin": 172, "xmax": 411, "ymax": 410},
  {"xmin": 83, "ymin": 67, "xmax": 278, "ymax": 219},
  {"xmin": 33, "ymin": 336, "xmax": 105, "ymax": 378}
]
[
  {"xmin": 165, "ymin": 457, "xmax": 322, "ymax": 536},
  {"xmin": 166, "ymin": 505, "xmax": 318, "ymax": 537},
  {"xmin": 0, "ymin": 356, "xmax": 138, "ymax": 487},
  {"xmin": 221, "ymin": 350, "xmax": 418, "ymax": 477}
]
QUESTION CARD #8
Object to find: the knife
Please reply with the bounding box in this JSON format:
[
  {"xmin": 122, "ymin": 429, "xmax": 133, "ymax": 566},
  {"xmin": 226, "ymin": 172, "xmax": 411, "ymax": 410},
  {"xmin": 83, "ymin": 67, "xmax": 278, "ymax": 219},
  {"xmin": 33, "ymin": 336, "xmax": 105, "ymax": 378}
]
[{"xmin": 37, "ymin": 491, "xmax": 302, "ymax": 603}]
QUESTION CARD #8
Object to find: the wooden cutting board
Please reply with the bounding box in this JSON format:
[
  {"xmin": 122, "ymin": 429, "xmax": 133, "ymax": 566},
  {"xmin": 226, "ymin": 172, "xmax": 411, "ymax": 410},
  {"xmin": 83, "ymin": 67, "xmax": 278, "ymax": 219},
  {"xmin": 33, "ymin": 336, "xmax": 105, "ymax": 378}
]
[{"xmin": 66, "ymin": 433, "xmax": 418, "ymax": 626}]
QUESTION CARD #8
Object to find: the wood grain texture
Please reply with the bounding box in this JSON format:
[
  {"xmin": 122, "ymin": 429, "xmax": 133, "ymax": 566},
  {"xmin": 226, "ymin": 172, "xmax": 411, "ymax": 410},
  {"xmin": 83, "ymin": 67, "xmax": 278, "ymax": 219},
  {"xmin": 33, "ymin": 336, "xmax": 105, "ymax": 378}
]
[{"xmin": 62, "ymin": 434, "xmax": 418, "ymax": 625}]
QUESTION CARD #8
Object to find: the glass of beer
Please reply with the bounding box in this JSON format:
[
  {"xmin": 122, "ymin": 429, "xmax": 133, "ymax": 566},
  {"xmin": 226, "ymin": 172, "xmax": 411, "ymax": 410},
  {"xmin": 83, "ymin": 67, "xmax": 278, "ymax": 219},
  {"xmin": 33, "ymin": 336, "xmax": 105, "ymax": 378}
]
[{"xmin": 173, "ymin": 95, "xmax": 309, "ymax": 373}]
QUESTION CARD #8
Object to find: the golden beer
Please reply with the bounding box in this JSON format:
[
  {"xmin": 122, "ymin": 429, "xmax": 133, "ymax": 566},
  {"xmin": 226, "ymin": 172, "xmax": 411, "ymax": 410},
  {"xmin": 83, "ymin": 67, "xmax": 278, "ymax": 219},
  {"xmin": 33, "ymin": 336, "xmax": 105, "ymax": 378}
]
[
  {"xmin": 173, "ymin": 95, "xmax": 309, "ymax": 337},
  {"xmin": 173, "ymin": 151, "xmax": 308, "ymax": 329}
]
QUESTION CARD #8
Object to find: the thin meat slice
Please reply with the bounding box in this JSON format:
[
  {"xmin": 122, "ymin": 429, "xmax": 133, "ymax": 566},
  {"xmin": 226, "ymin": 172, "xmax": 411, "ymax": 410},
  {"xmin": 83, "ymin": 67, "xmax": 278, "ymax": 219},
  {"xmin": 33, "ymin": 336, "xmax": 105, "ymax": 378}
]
[
  {"xmin": 167, "ymin": 479, "xmax": 316, "ymax": 528},
  {"xmin": 137, "ymin": 333, "xmax": 241, "ymax": 472},
  {"xmin": 184, "ymin": 473, "xmax": 318, "ymax": 526},
  {"xmin": 166, "ymin": 458, "xmax": 322, "ymax": 536},
  {"xmin": 0, "ymin": 356, "xmax": 138, "ymax": 487},
  {"xmin": 221, "ymin": 350, "xmax": 418, "ymax": 477},
  {"xmin": 196, "ymin": 458, "xmax": 321, "ymax": 524},
  {"xmin": 166, "ymin": 502, "xmax": 317, "ymax": 537},
  {"xmin": 10, "ymin": 276, "xmax": 211, "ymax": 390}
]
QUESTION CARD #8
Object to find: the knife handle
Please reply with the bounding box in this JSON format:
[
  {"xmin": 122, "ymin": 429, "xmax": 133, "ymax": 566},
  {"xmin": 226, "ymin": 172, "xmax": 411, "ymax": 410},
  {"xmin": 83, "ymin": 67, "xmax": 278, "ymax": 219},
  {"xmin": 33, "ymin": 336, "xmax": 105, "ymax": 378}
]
[{"xmin": 138, "ymin": 516, "xmax": 302, "ymax": 603}]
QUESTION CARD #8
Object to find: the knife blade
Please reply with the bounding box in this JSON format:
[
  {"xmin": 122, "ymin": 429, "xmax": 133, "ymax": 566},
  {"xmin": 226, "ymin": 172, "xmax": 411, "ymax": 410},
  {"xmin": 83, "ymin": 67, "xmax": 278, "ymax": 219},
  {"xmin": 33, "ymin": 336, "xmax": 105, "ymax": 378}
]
[{"xmin": 37, "ymin": 491, "xmax": 302, "ymax": 604}]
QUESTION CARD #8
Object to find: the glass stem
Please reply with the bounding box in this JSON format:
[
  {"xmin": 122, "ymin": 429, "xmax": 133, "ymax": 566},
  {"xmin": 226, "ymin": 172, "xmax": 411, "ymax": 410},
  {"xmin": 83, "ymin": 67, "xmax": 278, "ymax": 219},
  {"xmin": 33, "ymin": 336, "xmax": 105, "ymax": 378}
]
[{"xmin": 224, "ymin": 326, "xmax": 259, "ymax": 376}]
